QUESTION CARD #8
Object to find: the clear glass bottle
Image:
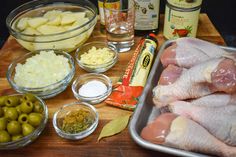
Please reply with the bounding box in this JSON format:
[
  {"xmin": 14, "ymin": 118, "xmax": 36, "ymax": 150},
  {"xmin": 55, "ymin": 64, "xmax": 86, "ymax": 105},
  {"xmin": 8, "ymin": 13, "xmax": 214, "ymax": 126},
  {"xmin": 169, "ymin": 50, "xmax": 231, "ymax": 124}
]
[
  {"xmin": 134, "ymin": 0, "xmax": 160, "ymax": 36},
  {"xmin": 97, "ymin": 0, "xmax": 120, "ymax": 33}
]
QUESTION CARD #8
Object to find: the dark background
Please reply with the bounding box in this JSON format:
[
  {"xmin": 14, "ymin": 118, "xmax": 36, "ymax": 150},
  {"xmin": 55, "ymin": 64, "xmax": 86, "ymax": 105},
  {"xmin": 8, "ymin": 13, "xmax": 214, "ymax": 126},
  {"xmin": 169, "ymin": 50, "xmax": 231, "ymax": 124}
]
[{"xmin": 1, "ymin": 0, "xmax": 236, "ymax": 48}]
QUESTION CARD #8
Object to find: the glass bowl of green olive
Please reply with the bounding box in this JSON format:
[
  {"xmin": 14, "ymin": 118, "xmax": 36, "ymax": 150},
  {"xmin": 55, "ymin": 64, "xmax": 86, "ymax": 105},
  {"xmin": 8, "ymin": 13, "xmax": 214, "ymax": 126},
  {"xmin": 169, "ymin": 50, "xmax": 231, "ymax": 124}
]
[
  {"xmin": 53, "ymin": 102, "xmax": 98, "ymax": 140},
  {"xmin": 0, "ymin": 93, "xmax": 48, "ymax": 149}
]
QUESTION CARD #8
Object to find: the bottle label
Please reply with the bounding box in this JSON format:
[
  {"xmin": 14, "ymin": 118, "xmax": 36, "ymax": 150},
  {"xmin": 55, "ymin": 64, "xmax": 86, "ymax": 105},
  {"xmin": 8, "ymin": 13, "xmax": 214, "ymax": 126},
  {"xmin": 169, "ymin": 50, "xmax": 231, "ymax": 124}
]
[
  {"xmin": 167, "ymin": 0, "xmax": 202, "ymax": 9},
  {"xmin": 134, "ymin": 0, "xmax": 160, "ymax": 30},
  {"xmin": 98, "ymin": 0, "xmax": 105, "ymax": 25},
  {"xmin": 98, "ymin": 0, "xmax": 120, "ymax": 25},
  {"xmin": 163, "ymin": 5, "xmax": 200, "ymax": 39}
]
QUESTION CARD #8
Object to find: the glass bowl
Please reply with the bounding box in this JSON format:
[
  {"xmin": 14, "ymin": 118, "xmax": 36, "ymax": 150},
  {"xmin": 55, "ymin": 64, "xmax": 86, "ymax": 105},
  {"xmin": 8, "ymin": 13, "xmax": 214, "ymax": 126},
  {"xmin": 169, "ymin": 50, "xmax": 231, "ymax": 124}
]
[
  {"xmin": 53, "ymin": 102, "xmax": 98, "ymax": 140},
  {"xmin": 6, "ymin": 0, "xmax": 97, "ymax": 52},
  {"xmin": 0, "ymin": 93, "xmax": 48, "ymax": 150},
  {"xmin": 75, "ymin": 42, "xmax": 118, "ymax": 73},
  {"xmin": 72, "ymin": 73, "xmax": 112, "ymax": 104},
  {"xmin": 7, "ymin": 50, "xmax": 75, "ymax": 99}
]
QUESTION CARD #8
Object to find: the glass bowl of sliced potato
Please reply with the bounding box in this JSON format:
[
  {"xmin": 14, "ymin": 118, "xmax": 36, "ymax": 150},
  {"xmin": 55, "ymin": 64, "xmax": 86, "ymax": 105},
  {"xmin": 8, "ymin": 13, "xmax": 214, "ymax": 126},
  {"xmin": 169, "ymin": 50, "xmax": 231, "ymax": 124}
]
[{"xmin": 6, "ymin": 0, "xmax": 97, "ymax": 52}]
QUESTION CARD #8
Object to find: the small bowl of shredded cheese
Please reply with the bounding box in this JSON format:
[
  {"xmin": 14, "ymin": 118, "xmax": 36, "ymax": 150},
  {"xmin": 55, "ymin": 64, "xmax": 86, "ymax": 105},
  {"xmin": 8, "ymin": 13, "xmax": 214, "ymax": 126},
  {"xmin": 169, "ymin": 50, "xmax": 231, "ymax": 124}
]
[
  {"xmin": 7, "ymin": 49, "xmax": 75, "ymax": 99},
  {"xmin": 75, "ymin": 42, "xmax": 118, "ymax": 73},
  {"xmin": 72, "ymin": 73, "xmax": 112, "ymax": 104}
]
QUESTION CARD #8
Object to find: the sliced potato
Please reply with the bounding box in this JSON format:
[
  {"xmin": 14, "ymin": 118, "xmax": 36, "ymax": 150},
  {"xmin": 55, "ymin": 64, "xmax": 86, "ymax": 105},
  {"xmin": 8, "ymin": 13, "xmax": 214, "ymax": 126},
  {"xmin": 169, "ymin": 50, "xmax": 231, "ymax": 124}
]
[
  {"xmin": 72, "ymin": 12, "xmax": 86, "ymax": 19},
  {"xmin": 27, "ymin": 17, "xmax": 48, "ymax": 28},
  {"xmin": 22, "ymin": 27, "xmax": 41, "ymax": 35},
  {"xmin": 47, "ymin": 16, "xmax": 61, "ymax": 26},
  {"xmin": 16, "ymin": 17, "xmax": 29, "ymax": 31},
  {"xmin": 43, "ymin": 10, "xmax": 62, "ymax": 19},
  {"xmin": 61, "ymin": 13, "xmax": 77, "ymax": 25},
  {"xmin": 65, "ymin": 18, "xmax": 89, "ymax": 31},
  {"xmin": 37, "ymin": 25, "xmax": 65, "ymax": 35}
]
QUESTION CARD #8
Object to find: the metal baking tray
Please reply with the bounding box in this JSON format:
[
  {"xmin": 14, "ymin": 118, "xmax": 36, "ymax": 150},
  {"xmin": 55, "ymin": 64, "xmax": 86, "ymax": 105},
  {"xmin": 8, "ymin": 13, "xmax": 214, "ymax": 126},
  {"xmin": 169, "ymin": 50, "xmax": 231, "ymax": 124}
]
[{"xmin": 129, "ymin": 39, "xmax": 236, "ymax": 157}]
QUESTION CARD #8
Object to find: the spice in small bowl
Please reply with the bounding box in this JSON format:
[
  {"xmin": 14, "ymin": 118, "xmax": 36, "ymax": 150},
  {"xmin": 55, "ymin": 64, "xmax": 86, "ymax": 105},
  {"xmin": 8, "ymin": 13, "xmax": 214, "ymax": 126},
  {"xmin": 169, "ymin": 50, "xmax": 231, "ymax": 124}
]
[
  {"xmin": 53, "ymin": 102, "xmax": 98, "ymax": 140},
  {"xmin": 72, "ymin": 73, "xmax": 112, "ymax": 104},
  {"xmin": 61, "ymin": 109, "xmax": 94, "ymax": 134}
]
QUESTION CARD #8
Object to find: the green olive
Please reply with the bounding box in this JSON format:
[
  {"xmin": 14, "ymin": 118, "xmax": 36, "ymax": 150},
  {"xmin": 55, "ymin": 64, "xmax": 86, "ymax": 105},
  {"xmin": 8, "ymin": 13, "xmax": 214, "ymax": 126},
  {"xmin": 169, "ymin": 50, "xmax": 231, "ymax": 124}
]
[
  {"xmin": 0, "ymin": 130, "xmax": 11, "ymax": 143},
  {"xmin": 2, "ymin": 106, "xmax": 8, "ymax": 115},
  {"xmin": 12, "ymin": 134, "xmax": 23, "ymax": 141},
  {"xmin": 0, "ymin": 96, "xmax": 7, "ymax": 107},
  {"xmin": 0, "ymin": 117, "xmax": 7, "ymax": 131},
  {"xmin": 28, "ymin": 113, "xmax": 43, "ymax": 127},
  {"xmin": 33, "ymin": 101, "xmax": 43, "ymax": 113},
  {"xmin": 23, "ymin": 93, "xmax": 37, "ymax": 102},
  {"xmin": 22, "ymin": 123, "xmax": 35, "ymax": 136},
  {"xmin": 0, "ymin": 107, "xmax": 3, "ymax": 117},
  {"xmin": 7, "ymin": 121, "xmax": 22, "ymax": 135},
  {"xmin": 5, "ymin": 96, "xmax": 20, "ymax": 107},
  {"xmin": 20, "ymin": 101, "xmax": 33, "ymax": 114},
  {"xmin": 18, "ymin": 113, "xmax": 29, "ymax": 124},
  {"xmin": 16, "ymin": 105, "xmax": 22, "ymax": 115},
  {"xmin": 5, "ymin": 107, "xmax": 18, "ymax": 121}
]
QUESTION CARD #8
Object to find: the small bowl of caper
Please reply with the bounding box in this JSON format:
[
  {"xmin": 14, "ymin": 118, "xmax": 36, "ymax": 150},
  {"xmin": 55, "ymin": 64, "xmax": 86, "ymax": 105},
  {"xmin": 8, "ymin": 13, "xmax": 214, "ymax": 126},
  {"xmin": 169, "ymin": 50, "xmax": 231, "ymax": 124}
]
[{"xmin": 0, "ymin": 93, "xmax": 48, "ymax": 149}]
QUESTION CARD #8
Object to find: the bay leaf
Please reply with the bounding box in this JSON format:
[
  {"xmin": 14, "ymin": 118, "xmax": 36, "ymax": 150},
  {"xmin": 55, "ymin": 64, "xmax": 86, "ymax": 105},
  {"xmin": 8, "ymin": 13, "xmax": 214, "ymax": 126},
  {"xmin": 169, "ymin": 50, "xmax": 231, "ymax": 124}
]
[{"xmin": 97, "ymin": 114, "xmax": 131, "ymax": 142}]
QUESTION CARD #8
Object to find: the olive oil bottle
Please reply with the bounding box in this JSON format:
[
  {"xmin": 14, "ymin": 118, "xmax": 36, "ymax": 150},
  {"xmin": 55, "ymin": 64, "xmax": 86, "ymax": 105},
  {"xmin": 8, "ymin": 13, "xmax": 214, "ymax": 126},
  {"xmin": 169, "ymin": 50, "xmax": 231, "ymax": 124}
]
[{"xmin": 134, "ymin": 0, "xmax": 160, "ymax": 36}]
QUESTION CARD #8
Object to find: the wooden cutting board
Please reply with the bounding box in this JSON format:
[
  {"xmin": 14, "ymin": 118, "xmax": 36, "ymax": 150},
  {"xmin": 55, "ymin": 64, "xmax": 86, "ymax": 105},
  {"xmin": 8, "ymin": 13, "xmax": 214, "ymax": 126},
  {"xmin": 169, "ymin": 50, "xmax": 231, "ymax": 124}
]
[{"xmin": 0, "ymin": 14, "xmax": 225, "ymax": 157}]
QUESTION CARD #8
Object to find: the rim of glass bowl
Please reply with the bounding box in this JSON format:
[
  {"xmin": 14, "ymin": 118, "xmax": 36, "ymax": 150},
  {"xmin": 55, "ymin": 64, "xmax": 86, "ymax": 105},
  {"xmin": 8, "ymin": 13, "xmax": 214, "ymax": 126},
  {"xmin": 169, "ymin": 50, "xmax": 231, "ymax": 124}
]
[
  {"xmin": 75, "ymin": 42, "xmax": 118, "ymax": 69},
  {"xmin": 6, "ymin": 0, "xmax": 97, "ymax": 42},
  {"xmin": 72, "ymin": 73, "xmax": 113, "ymax": 102},
  {"xmin": 0, "ymin": 94, "xmax": 48, "ymax": 149},
  {"xmin": 6, "ymin": 50, "xmax": 75, "ymax": 94},
  {"xmin": 52, "ymin": 102, "xmax": 99, "ymax": 140}
]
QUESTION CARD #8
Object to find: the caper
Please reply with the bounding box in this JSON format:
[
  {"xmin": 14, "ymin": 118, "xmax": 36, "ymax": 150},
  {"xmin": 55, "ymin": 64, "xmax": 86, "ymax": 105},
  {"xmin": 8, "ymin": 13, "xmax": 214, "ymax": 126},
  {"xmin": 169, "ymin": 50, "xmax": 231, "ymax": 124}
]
[
  {"xmin": 7, "ymin": 120, "xmax": 22, "ymax": 135},
  {"xmin": 5, "ymin": 96, "xmax": 20, "ymax": 107},
  {"xmin": 5, "ymin": 107, "xmax": 18, "ymax": 121},
  {"xmin": 0, "ymin": 130, "xmax": 11, "ymax": 143},
  {"xmin": 20, "ymin": 101, "xmax": 33, "ymax": 114},
  {"xmin": 18, "ymin": 113, "xmax": 29, "ymax": 124}
]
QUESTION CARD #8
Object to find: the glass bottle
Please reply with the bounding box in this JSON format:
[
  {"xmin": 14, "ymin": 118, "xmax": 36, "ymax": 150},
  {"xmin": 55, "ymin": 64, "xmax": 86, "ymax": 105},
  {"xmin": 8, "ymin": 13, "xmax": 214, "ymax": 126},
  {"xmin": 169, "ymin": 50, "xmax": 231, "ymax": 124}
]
[
  {"xmin": 134, "ymin": 0, "xmax": 160, "ymax": 36},
  {"xmin": 97, "ymin": 0, "xmax": 120, "ymax": 33}
]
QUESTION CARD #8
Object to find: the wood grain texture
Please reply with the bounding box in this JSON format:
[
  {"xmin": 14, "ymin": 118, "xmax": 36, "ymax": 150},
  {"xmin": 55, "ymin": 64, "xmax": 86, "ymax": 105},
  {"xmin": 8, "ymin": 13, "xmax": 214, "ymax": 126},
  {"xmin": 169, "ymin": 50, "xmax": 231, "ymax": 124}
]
[{"xmin": 0, "ymin": 14, "xmax": 225, "ymax": 157}]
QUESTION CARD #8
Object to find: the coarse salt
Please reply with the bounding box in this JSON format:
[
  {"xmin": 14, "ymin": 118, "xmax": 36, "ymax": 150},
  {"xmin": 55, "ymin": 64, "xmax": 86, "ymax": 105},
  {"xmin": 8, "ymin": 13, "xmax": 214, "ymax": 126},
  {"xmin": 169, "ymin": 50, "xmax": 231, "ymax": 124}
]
[{"xmin": 78, "ymin": 80, "xmax": 107, "ymax": 97}]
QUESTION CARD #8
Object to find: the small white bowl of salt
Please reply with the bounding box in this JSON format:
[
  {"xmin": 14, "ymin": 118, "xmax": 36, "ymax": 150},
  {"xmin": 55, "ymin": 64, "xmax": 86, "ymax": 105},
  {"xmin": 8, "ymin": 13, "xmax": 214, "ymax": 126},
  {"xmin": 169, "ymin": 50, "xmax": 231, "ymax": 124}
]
[{"xmin": 72, "ymin": 73, "xmax": 112, "ymax": 104}]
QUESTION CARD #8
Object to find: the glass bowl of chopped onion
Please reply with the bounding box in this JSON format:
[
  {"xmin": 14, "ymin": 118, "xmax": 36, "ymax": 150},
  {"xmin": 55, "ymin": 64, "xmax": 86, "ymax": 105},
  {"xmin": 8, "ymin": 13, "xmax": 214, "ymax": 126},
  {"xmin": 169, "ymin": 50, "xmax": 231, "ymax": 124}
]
[
  {"xmin": 6, "ymin": 49, "xmax": 75, "ymax": 99},
  {"xmin": 72, "ymin": 73, "xmax": 112, "ymax": 104},
  {"xmin": 53, "ymin": 102, "xmax": 99, "ymax": 140},
  {"xmin": 75, "ymin": 42, "xmax": 118, "ymax": 73},
  {"xmin": 6, "ymin": 0, "xmax": 97, "ymax": 52}
]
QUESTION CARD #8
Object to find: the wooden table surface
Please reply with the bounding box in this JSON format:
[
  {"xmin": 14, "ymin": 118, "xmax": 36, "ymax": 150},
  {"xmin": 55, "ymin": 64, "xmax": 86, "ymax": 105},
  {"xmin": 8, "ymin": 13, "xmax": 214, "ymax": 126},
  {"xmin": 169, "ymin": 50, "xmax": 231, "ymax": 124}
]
[{"xmin": 0, "ymin": 14, "xmax": 225, "ymax": 157}]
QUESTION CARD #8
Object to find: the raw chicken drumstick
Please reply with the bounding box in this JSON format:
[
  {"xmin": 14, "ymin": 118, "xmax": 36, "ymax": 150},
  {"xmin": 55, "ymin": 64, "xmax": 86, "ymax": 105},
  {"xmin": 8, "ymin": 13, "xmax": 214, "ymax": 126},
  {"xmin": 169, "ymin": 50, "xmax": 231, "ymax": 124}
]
[
  {"xmin": 141, "ymin": 113, "xmax": 236, "ymax": 157},
  {"xmin": 157, "ymin": 64, "xmax": 236, "ymax": 108},
  {"xmin": 153, "ymin": 58, "xmax": 236, "ymax": 105},
  {"xmin": 158, "ymin": 64, "xmax": 186, "ymax": 85},
  {"xmin": 161, "ymin": 37, "xmax": 234, "ymax": 68},
  {"xmin": 168, "ymin": 102, "xmax": 236, "ymax": 146}
]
